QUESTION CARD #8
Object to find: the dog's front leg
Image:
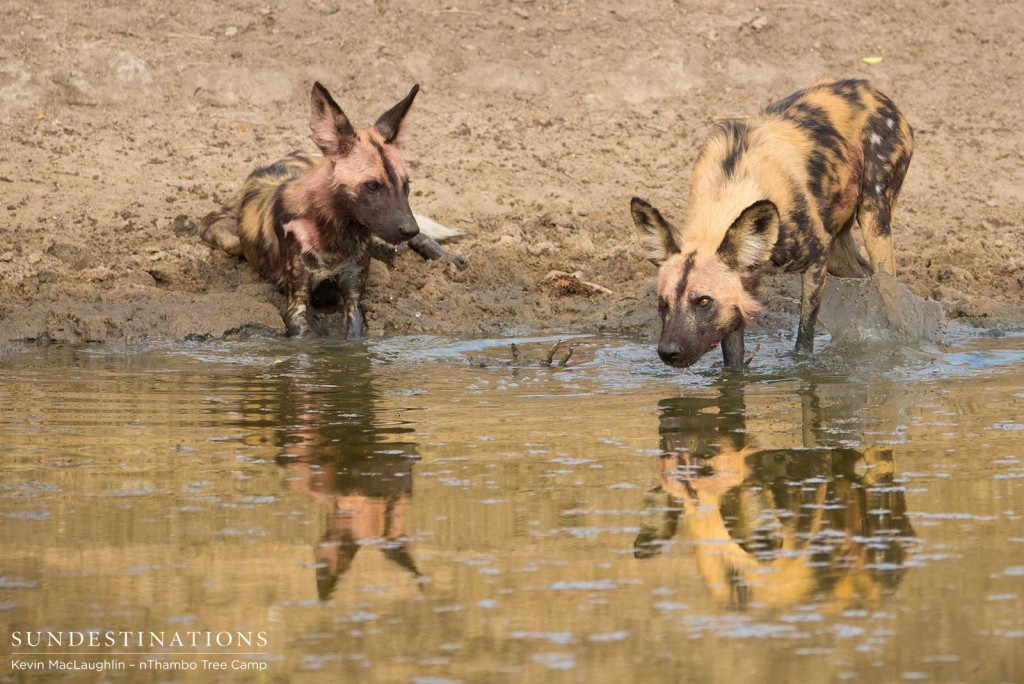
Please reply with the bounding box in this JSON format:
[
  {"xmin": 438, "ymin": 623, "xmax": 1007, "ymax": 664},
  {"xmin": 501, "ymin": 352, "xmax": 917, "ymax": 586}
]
[
  {"xmin": 338, "ymin": 256, "xmax": 370, "ymax": 339},
  {"xmin": 408, "ymin": 234, "xmax": 466, "ymax": 270},
  {"xmin": 721, "ymin": 326, "xmax": 745, "ymax": 369},
  {"xmin": 796, "ymin": 260, "xmax": 828, "ymax": 353},
  {"xmin": 284, "ymin": 253, "xmax": 313, "ymax": 338}
]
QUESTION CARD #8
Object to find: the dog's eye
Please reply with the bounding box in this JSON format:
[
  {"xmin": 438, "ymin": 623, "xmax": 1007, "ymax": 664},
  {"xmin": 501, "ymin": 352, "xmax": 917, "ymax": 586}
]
[
  {"xmin": 364, "ymin": 180, "xmax": 381, "ymax": 193},
  {"xmin": 402, "ymin": 178, "xmax": 410, "ymax": 196},
  {"xmin": 695, "ymin": 296, "xmax": 713, "ymax": 308},
  {"xmin": 657, "ymin": 298, "xmax": 669, "ymax": 318}
]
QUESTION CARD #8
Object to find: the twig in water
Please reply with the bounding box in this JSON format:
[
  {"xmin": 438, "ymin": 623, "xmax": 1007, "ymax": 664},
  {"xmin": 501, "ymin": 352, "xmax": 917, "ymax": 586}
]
[
  {"xmin": 543, "ymin": 340, "xmax": 564, "ymax": 366},
  {"xmin": 559, "ymin": 346, "xmax": 574, "ymax": 366},
  {"xmin": 744, "ymin": 343, "xmax": 762, "ymax": 366}
]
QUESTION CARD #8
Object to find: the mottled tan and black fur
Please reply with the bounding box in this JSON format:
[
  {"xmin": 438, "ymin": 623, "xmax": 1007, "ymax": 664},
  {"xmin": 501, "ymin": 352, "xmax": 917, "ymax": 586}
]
[
  {"xmin": 632, "ymin": 79, "xmax": 914, "ymax": 368},
  {"xmin": 201, "ymin": 82, "xmax": 462, "ymax": 338}
]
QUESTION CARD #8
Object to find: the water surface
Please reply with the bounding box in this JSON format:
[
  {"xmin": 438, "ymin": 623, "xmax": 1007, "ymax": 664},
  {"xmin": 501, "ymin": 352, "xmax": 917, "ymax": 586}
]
[{"xmin": 1, "ymin": 333, "xmax": 1023, "ymax": 682}]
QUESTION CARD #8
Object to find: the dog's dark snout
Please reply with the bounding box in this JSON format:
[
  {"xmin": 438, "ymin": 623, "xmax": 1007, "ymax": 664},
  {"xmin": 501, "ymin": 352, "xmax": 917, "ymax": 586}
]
[{"xmin": 658, "ymin": 344, "xmax": 682, "ymax": 365}]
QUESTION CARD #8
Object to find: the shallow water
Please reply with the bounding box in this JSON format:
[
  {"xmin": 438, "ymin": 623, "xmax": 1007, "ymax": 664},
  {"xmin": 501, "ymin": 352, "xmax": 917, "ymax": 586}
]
[{"xmin": 1, "ymin": 332, "xmax": 1023, "ymax": 682}]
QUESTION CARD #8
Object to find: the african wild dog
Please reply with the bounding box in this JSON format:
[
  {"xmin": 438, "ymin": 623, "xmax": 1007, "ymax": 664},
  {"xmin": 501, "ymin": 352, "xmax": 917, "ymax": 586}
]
[
  {"xmin": 631, "ymin": 79, "xmax": 914, "ymax": 368},
  {"xmin": 201, "ymin": 82, "xmax": 462, "ymax": 338}
]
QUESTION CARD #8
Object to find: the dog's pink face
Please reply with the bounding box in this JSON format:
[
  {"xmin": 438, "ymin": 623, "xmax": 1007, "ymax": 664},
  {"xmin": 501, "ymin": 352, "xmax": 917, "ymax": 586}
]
[{"xmin": 309, "ymin": 82, "xmax": 420, "ymax": 244}]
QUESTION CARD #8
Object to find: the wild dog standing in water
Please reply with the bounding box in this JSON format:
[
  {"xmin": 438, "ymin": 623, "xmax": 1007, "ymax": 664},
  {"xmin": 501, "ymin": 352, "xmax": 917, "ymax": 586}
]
[
  {"xmin": 631, "ymin": 79, "xmax": 914, "ymax": 368},
  {"xmin": 201, "ymin": 82, "xmax": 462, "ymax": 338}
]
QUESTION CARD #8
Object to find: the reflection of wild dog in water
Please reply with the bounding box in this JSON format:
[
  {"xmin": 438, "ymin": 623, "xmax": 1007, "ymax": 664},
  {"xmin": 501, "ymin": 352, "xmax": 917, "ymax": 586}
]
[
  {"xmin": 631, "ymin": 79, "xmax": 914, "ymax": 368},
  {"xmin": 281, "ymin": 448, "xmax": 420, "ymax": 601},
  {"xmin": 201, "ymin": 82, "xmax": 462, "ymax": 338},
  {"xmin": 651, "ymin": 445, "xmax": 913, "ymax": 610},
  {"xmin": 634, "ymin": 384, "xmax": 916, "ymax": 610},
  {"xmin": 236, "ymin": 353, "xmax": 421, "ymax": 600}
]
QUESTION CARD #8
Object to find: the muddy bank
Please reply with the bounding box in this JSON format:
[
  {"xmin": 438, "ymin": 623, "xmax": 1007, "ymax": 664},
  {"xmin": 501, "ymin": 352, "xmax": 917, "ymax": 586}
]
[{"xmin": 1, "ymin": 0, "xmax": 1022, "ymax": 346}]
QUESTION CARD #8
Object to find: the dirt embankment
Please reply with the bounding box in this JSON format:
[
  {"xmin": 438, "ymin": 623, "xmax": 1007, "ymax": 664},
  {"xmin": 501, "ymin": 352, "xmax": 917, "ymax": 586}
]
[{"xmin": 1, "ymin": 0, "xmax": 1021, "ymax": 346}]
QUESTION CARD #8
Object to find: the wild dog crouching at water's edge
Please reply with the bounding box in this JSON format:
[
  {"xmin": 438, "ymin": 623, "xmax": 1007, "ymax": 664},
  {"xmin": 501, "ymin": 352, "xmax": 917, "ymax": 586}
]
[
  {"xmin": 200, "ymin": 82, "xmax": 463, "ymax": 338},
  {"xmin": 631, "ymin": 79, "xmax": 914, "ymax": 369}
]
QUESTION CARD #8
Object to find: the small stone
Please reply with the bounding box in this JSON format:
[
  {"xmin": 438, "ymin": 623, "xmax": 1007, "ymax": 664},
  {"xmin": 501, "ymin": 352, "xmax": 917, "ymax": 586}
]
[
  {"xmin": 749, "ymin": 15, "xmax": 769, "ymax": 30},
  {"xmin": 224, "ymin": 26, "xmax": 238, "ymax": 37},
  {"xmin": 82, "ymin": 266, "xmax": 111, "ymax": 282},
  {"xmin": 172, "ymin": 214, "xmax": 195, "ymax": 235},
  {"xmin": 528, "ymin": 241, "xmax": 555, "ymax": 256},
  {"xmin": 543, "ymin": 270, "xmax": 613, "ymax": 297},
  {"xmin": 934, "ymin": 285, "xmax": 965, "ymax": 303}
]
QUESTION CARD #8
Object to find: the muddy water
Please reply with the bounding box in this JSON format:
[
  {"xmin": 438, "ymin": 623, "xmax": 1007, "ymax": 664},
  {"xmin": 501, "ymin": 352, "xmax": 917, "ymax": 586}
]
[{"xmin": 1, "ymin": 333, "xmax": 1023, "ymax": 683}]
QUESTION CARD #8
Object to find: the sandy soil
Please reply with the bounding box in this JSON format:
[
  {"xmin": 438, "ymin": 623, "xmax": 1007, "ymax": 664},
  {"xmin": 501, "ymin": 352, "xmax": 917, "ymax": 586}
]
[{"xmin": 1, "ymin": 0, "xmax": 1022, "ymax": 346}]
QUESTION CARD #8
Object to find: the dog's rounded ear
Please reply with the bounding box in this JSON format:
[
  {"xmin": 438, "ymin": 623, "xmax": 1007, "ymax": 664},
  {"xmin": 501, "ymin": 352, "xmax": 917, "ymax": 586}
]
[
  {"xmin": 631, "ymin": 197, "xmax": 681, "ymax": 265},
  {"xmin": 310, "ymin": 82, "xmax": 356, "ymax": 156},
  {"xmin": 375, "ymin": 84, "xmax": 419, "ymax": 145},
  {"xmin": 717, "ymin": 200, "xmax": 779, "ymax": 269}
]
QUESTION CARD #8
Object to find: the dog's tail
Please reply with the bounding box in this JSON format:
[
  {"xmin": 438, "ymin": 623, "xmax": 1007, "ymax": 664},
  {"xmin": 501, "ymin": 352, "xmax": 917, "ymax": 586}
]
[
  {"xmin": 413, "ymin": 213, "xmax": 462, "ymax": 242},
  {"xmin": 200, "ymin": 207, "xmax": 235, "ymax": 232},
  {"xmin": 199, "ymin": 206, "xmax": 243, "ymax": 256}
]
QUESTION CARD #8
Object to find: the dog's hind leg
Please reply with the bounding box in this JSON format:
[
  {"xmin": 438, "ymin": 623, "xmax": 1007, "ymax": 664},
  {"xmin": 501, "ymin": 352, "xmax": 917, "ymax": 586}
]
[
  {"xmin": 858, "ymin": 198, "xmax": 897, "ymax": 277},
  {"xmin": 859, "ymin": 116, "xmax": 913, "ymax": 276},
  {"xmin": 827, "ymin": 217, "xmax": 870, "ymax": 278}
]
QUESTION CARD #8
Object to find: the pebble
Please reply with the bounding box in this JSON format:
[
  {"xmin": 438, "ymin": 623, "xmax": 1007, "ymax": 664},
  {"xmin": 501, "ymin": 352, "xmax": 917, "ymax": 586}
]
[{"xmin": 528, "ymin": 241, "xmax": 555, "ymax": 256}]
